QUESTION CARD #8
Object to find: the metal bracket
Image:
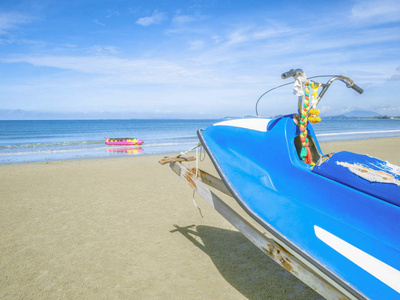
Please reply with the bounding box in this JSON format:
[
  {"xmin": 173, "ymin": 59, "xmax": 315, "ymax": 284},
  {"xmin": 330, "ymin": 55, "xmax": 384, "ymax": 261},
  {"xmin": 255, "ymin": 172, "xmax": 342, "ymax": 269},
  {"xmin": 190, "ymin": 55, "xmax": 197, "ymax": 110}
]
[{"xmin": 169, "ymin": 161, "xmax": 359, "ymax": 300}]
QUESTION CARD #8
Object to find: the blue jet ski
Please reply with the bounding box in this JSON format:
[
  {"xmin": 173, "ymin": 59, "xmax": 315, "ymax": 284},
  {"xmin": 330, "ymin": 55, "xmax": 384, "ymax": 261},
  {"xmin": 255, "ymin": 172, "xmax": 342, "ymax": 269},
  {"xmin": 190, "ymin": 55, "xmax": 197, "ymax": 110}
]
[{"xmin": 198, "ymin": 69, "xmax": 400, "ymax": 300}]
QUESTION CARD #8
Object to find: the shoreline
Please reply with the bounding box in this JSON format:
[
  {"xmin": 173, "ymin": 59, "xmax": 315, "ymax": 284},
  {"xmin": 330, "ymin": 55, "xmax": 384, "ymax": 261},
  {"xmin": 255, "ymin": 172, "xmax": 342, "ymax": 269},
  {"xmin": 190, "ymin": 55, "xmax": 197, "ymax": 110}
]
[
  {"xmin": 1, "ymin": 136, "xmax": 399, "ymax": 299},
  {"xmin": 1, "ymin": 135, "xmax": 399, "ymax": 166}
]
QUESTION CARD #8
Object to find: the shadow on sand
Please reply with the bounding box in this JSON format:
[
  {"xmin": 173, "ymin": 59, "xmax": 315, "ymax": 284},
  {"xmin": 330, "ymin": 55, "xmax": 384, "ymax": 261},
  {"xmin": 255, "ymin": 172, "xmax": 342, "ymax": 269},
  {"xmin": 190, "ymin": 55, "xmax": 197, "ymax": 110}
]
[{"xmin": 171, "ymin": 224, "xmax": 322, "ymax": 300}]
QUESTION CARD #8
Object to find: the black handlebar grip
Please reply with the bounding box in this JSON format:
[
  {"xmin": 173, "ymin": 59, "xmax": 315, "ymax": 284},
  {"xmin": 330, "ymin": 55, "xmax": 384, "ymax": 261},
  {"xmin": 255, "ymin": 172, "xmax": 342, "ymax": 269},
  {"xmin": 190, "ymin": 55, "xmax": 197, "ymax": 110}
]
[
  {"xmin": 281, "ymin": 69, "xmax": 296, "ymax": 79},
  {"xmin": 351, "ymin": 84, "xmax": 364, "ymax": 94}
]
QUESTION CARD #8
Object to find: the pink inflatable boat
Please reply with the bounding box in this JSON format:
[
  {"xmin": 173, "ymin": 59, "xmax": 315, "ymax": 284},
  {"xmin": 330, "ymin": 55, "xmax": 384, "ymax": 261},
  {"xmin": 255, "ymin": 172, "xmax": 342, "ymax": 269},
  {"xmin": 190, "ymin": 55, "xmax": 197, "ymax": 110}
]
[{"xmin": 105, "ymin": 138, "xmax": 143, "ymax": 145}]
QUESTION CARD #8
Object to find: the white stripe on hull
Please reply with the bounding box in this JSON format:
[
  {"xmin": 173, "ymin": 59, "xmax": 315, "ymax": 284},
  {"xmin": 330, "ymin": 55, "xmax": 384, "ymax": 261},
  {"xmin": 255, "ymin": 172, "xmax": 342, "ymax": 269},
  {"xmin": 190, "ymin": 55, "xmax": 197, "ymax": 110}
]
[
  {"xmin": 214, "ymin": 118, "xmax": 271, "ymax": 132},
  {"xmin": 314, "ymin": 225, "xmax": 400, "ymax": 293}
]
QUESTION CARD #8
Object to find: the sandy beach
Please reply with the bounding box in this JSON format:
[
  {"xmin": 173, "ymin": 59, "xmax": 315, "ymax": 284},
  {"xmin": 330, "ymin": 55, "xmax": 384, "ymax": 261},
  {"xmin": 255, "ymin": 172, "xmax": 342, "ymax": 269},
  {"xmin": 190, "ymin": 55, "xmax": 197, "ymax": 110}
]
[{"xmin": 1, "ymin": 137, "xmax": 399, "ymax": 299}]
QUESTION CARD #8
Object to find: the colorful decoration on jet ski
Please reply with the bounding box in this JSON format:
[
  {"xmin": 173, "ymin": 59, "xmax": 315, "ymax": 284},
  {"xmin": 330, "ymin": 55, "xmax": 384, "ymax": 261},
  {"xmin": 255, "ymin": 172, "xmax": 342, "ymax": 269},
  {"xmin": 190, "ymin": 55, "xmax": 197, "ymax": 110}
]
[
  {"xmin": 308, "ymin": 108, "xmax": 321, "ymax": 123},
  {"xmin": 308, "ymin": 81, "xmax": 322, "ymax": 123},
  {"xmin": 300, "ymin": 81, "xmax": 313, "ymax": 164},
  {"xmin": 300, "ymin": 80, "xmax": 322, "ymax": 164},
  {"xmin": 308, "ymin": 82, "xmax": 322, "ymax": 123}
]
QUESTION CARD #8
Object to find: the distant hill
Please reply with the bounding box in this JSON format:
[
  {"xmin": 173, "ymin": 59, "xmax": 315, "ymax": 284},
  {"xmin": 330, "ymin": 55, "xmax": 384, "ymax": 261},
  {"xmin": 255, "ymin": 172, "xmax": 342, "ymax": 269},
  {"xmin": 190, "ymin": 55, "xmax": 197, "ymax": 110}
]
[
  {"xmin": 325, "ymin": 110, "xmax": 381, "ymax": 119},
  {"xmin": 342, "ymin": 110, "xmax": 381, "ymax": 118}
]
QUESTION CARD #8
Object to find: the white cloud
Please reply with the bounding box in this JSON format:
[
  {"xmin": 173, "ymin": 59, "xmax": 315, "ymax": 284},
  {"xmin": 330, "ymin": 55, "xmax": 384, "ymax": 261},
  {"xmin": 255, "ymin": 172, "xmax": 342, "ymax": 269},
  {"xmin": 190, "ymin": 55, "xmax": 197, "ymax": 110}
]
[
  {"xmin": 378, "ymin": 106, "xmax": 400, "ymax": 116},
  {"xmin": 106, "ymin": 10, "xmax": 120, "ymax": 18},
  {"xmin": 92, "ymin": 19, "xmax": 105, "ymax": 26},
  {"xmin": 89, "ymin": 45, "xmax": 119, "ymax": 55},
  {"xmin": 172, "ymin": 15, "xmax": 194, "ymax": 24},
  {"xmin": 225, "ymin": 28, "xmax": 249, "ymax": 46},
  {"xmin": 135, "ymin": 12, "xmax": 166, "ymax": 26},
  {"xmin": 389, "ymin": 66, "xmax": 400, "ymax": 82},
  {"xmin": 223, "ymin": 23, "xmax": 295, "ymax": 47},
  {"xmin": 0, "ymin": 12, "xmax": 32, "ymax": 34},
  {"xmin": 1, "ymin": 54, "xmax": 210, "ymax": 85},
  {"xmin": 188, "ymin": 40, "xmax": 204, "ymax": 51},
  {"xmin": 351, "ymin": 0, "xmax": 400, "ymax": 23}
]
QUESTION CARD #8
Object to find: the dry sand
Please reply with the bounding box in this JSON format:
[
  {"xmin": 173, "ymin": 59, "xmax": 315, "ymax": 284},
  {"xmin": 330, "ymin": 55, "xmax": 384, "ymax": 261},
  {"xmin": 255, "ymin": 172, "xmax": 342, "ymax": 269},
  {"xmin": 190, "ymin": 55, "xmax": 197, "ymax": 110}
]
[{"xmin": 1, "ymin": 137, "xmax": 399, "ymax": 299}]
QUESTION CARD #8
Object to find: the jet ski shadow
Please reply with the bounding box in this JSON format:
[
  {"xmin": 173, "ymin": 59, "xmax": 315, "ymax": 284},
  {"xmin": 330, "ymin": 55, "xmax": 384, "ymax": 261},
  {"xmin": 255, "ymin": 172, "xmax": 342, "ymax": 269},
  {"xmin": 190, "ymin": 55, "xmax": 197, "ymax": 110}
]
[{"xmin": 171, "ymin": 224, "xmax": 322, "ymax": 300}]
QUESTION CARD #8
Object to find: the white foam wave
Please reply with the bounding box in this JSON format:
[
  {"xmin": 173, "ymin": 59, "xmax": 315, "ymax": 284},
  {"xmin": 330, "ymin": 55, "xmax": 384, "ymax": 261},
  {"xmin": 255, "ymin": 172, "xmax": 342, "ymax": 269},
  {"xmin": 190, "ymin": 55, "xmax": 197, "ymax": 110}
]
[
  {"xmin": 0, "ymin": 140, "xmax": 103, "ymax": 149},
  {"xmin": 0, "ymin": 141, "xmax": 198, "ymax": 157},
  {"xmin": 317, "ymin": 129, "xmax": 400, "ymax": 137},
  {"xmin": 0, "ymin": 146, "xmax": 108, "ymax": 156}
]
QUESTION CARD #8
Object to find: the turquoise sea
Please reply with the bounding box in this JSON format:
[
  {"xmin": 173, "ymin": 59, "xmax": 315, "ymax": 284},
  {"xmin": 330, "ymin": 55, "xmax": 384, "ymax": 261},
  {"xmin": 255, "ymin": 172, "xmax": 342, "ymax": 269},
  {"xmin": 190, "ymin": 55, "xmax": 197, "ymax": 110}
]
[{"xmin": 1, "ymin": 118, "xmax": 400, "ymax": 164}]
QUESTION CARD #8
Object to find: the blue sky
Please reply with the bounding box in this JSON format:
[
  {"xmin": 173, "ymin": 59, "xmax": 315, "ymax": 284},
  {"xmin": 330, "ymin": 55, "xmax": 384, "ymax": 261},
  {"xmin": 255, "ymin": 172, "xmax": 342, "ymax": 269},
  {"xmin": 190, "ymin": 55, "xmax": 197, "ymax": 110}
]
[{"xmin": 1, "ymin": 0, "xmax": 400, "ymax": 119}]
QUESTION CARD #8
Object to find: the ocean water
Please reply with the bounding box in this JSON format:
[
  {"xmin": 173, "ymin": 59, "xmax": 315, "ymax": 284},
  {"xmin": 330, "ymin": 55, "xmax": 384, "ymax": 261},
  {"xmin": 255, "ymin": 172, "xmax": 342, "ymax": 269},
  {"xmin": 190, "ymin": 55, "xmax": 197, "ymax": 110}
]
[{"xmin": 1, "ymin": 118, "xmax": 400, "ymax": 164}]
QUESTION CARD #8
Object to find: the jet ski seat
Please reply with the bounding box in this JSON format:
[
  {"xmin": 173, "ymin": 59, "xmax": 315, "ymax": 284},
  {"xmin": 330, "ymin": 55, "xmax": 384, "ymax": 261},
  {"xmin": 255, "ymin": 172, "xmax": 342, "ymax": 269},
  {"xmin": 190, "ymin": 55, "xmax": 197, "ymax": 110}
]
[{"xmin": 312, "ymin": 151, "xmax": 400, "ymax": 206}]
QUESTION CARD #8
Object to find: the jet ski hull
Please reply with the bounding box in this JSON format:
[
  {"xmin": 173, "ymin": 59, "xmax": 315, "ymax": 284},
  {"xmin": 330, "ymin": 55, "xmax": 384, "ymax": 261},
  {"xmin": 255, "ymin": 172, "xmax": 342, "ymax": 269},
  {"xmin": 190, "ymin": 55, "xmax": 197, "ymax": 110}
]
[{"xmin": 198, "ymin": 115, "xmax": 400, "ymax": 300}]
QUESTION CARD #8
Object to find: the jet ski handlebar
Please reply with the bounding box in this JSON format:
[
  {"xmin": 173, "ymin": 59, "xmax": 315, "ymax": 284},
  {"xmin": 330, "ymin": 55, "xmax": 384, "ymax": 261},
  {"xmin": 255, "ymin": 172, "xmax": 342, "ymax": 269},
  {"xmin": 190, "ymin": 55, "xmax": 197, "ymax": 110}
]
[
  {"xmin": 350, "ymin": 83, "xmax": 364, "ymax": 94},
  {"xmin": 255, "ymin": 69, "xmax": 364, "ymax": 116},
  {"xmin": 316, "ymin": 75, "xmax": 364, "ymax": 102},
  {"xmin": 281, "ymin": 69, "xmax": 364, "ymax": 95},
  {"xmin": 281, "ymin": 69, "xmax": 304, "ymax": 79}
]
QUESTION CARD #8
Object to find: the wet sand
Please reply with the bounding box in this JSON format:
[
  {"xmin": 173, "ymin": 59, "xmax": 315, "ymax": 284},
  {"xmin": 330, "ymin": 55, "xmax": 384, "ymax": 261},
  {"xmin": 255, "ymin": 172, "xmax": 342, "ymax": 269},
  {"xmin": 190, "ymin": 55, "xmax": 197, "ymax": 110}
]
[{"xmin": 1, "ymin": 137, "xmax": 399, "ymax": 299}]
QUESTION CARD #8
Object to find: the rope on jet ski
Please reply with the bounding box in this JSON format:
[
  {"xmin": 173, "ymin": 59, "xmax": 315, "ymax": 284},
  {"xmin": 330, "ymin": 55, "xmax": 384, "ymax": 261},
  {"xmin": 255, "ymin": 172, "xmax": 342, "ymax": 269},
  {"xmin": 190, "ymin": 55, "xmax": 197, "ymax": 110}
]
[
  {"xmin": 178, "ymin": 142, "xmax": 205, "ymax": 218},
  {"xmin": 300, "ymin": 81, "xmax": 323, "ymax": 164},
  {"xmin": 300, "ymin": 81, "xmax": 313, "ymax": 164}
]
